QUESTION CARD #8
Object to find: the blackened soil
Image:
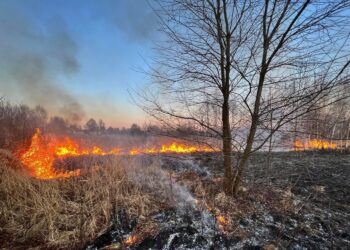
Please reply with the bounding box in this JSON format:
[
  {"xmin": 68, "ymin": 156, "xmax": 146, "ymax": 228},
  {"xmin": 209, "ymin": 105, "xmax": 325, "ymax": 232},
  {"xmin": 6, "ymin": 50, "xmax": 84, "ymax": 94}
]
[
  {"xmin": 88, "ymin": 152, "xmax": 350, "ymax": 249},
  {"xmin": 196, "ymin": 151, "xmax": 350, "ymax": 249}
]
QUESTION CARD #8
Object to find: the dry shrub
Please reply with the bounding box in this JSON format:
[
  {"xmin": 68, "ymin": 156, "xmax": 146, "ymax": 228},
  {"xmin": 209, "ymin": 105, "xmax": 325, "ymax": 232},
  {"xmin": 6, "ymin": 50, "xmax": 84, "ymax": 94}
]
[
  {"xmin": 0, "ymin": 156, "xmax": 163, "ymax": 249},
  {"xmin": 0, "ymin": 149, "xmax": 24, "ymax": 171}
]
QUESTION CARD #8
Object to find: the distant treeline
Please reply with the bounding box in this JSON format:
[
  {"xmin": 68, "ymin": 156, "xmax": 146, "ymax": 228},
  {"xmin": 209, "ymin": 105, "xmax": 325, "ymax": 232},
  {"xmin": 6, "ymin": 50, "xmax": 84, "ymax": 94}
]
[
  {"xmin": 2, "ymin": 98, "xmax": 348, "ymax": 153},
  {"xmin": 0, "ymin": 98, "xmax": 205, "ymax": 152}
]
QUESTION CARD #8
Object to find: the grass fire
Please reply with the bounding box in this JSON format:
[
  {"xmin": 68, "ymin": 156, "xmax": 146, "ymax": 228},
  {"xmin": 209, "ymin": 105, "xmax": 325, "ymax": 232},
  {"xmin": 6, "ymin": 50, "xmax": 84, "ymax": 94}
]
[
  {"xmin": 20, "ymin": 128, "xmax": 219, "ymax": 179},
  {"xmin": 1, "ymin": 0, "xmax": 350, "ymax": 249},
  {"xmin": 293, "ymin": 139, "xmax": 338, "ymax": 151}
]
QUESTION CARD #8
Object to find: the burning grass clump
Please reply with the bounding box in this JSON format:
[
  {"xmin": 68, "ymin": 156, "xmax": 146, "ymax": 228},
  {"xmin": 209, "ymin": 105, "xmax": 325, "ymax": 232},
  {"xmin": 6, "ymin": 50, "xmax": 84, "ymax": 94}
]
[
  {"xmin": 123, "ymin": 218, "xmax": 160, "ymax": 247},
  {"xmin": 0, "ymin": 155, "xmax": 164, "ymax": 249},
  {"xmin": 176, "ymin": 170, "xmax": 295, "ymax": 238}
]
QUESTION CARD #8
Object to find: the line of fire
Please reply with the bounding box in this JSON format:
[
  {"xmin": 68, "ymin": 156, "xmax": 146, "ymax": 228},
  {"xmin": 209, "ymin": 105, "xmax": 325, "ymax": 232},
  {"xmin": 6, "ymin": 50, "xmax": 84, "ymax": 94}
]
[
  {"xmin": 19, "ymin": 128, "xmax": 343, "ymax": 180},
  {"xmin": 1, "ymin": 1, "xmax": 350, "ymax": 249}
]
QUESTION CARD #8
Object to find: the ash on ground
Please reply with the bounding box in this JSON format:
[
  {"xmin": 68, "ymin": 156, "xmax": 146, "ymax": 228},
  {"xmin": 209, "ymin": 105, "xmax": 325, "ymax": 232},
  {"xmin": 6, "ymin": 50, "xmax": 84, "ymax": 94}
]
[{"xmin": 87, "ymin": 152, "xmax": 350, "ymax": 249}]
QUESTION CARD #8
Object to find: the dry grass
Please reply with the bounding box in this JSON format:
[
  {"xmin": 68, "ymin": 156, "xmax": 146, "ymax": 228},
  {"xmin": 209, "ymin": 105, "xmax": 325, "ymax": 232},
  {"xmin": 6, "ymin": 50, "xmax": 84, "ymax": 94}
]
[
  {"xmin": 0, "ymin": 152, "xmax": 163, "ymax": 249},
  {"xmin": 176, "ymin": 170, "xmax": 295, "ymax": 237},
  {"xmin": 0, "ymin": 150, "xmax": 297, "ymax": 248}
]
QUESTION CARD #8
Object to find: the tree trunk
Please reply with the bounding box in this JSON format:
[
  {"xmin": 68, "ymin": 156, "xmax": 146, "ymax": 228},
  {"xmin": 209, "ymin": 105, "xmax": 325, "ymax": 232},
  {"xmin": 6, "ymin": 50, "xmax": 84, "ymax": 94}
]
[
  {"xmin": 346, "ymin": 121, "xmax": 350, "ymax": 149},
  {"xmin": 231, "ymin": 114, "xmax": 258, "ymax": 196},
  {"xmin": 222, "ymin": 95, "xmax": 233, "ymax": 194},
  {"xmin": 231, "ymin": 64, "xmax": 267, "ymax": 196}
]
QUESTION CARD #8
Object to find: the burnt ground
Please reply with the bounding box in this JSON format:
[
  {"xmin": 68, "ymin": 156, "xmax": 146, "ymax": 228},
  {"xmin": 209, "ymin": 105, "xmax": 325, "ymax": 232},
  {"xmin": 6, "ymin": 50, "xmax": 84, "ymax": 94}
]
[
  {"xmin": 200, "ymin": 152, "xmax": 350, "ymax": 249},
  {"xmin": 87, "ymin": 152, "xmax": 350, "ymax": 250}
]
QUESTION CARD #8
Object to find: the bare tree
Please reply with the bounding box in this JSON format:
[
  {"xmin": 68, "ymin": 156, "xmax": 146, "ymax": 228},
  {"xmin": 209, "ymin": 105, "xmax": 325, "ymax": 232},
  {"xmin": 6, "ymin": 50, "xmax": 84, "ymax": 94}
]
[
  {"xmin": 84, "ymin": 118, "xmax": 99, "ymax": 132},
  {"xmin": 138, "ymin": 0, "xmax": 350, "ymax": 196},
  {"xmin": 0, "ymin": 98, "xmax": 47, "ymax": 151},
  {"xmin": 295, "ymin": 87, "xmax": 350, "ymax": 148}
]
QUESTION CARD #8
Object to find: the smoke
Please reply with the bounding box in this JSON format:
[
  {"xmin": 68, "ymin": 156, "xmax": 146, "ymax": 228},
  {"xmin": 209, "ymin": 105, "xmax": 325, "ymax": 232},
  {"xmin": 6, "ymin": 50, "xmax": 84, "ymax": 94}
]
[
  {"xmin": 0, "ymin": 0, "xmax": 159, "ymax": 125},
  {"xmin": 99, "ymin": 0, "xmax": 158, "ymax": 42},
  {"xmin": 0, "ymin": 1, "xmax": 85, "ymax": 123},
  {"xmin": 125, "ymin": 156, "xmax": 197, "ymax": 209}
]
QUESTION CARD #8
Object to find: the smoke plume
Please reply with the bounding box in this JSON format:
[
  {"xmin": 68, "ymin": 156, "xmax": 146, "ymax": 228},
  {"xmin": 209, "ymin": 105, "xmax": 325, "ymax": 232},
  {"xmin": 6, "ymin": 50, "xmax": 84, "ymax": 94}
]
[
  {"xmin": 0, "ymin": 0, "xmax": 85, "ymax": 123},
  {"xmin": 98, "ymin": 0, "xmax": 158, "ymax": 42}
]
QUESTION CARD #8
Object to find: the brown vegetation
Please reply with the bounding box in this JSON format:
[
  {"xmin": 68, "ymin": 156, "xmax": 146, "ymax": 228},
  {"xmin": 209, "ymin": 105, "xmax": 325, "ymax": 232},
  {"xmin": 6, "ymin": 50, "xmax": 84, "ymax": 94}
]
[
  {"xmin": 175, "ymin": 170, "xmax": 295, "ymax": 237},
  {"xmin": 0, "ymin": 153, "xmax": 163, "ymax": 249}
]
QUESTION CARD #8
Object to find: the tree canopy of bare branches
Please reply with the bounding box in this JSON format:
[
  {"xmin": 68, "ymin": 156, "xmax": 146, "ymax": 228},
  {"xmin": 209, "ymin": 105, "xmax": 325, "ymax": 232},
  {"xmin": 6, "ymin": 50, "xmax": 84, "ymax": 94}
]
[{"xmin": 138, "ymin": 0, "xmax": 350, "ymax": 196}]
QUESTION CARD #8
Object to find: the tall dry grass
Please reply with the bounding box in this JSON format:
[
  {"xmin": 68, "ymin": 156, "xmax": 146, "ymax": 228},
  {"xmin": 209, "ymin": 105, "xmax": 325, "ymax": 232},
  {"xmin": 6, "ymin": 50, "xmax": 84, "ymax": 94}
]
[{"xmin": 0, "ymin": 152, "xmax": 163, "ymax": 249}]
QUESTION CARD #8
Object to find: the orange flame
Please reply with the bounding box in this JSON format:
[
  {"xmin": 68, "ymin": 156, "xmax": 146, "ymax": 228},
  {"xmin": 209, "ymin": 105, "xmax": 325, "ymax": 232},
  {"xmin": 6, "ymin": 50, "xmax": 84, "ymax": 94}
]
[
  {"xmin": 194, "ymin": 199, "xmax": 227, "ymax": 231},
  {"xmin": 293, "ymin": 139, "xmax": 337, "ymax": 151},
  {"xmin": 20, "ymin": 129, "xmax": 219, "ymax": 179},
  {"xmin": 20, "ymin": 129, "xmax": 81, "ymax": 179},
  {"xmin": 124, "ymin": 235, "xmax": 138, "ymax": 246},
  {"xmin": 216, "ymin": 215, "xmax": 226, "ymax": 224}
]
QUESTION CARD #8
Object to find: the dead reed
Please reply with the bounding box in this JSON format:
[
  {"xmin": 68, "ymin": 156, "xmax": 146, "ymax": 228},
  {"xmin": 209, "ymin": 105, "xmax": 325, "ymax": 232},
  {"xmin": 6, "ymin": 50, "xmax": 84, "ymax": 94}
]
[{"xmin": 0, "ymin": 152, "xmax": 162, "ymax": 249}]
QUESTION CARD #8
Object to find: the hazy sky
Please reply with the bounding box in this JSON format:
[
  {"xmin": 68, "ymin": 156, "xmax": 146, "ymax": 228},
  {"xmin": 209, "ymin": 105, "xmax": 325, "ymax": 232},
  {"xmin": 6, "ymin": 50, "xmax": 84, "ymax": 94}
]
[{"xmin": 0, "ymin": 0, "xmax": 158, "ymax": 127}]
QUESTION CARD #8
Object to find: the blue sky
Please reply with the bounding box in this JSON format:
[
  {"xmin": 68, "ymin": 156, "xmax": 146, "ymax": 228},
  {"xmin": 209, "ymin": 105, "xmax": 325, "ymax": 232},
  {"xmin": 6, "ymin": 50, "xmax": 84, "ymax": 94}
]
[{"xmin": 0, "ymin": 0, "xmax": 158, "ymax": 127}]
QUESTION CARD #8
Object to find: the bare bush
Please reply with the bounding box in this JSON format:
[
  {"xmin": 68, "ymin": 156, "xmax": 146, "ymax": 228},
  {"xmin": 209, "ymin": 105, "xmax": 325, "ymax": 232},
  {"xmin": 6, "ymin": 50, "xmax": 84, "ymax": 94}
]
[{"xmin": 0, "ymin": 98, "xmax": 46, "ymax": 152}]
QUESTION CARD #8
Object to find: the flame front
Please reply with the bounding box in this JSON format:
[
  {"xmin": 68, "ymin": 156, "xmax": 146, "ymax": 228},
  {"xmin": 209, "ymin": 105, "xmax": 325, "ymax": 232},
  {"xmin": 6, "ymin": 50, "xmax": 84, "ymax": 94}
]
[
  {"xmin": 20, "ymin": 129, "xmax": 81, "ymax": 179},
  {"xmin": 20, "ymin": 129, "xmax": 219, "ymax": 179},
  {"xmin": 293, "ymin": 139, "xmax": 337, "ymax": 151}
]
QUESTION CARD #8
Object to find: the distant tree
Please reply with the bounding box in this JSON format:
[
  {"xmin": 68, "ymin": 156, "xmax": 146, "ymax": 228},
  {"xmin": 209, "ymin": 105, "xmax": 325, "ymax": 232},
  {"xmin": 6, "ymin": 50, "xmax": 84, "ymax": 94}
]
[
  {"xmin": 107, "ymin": 127, "xmax": 120, "ymax": 134},
  {"xmin": 107, "ymin": 126, "xmax": 114, "ymax": 133},
  {"xmin": 98, "ymin": 119, "xmax": 106, "ymax": 132},
  {"xmin": 296, "ymin": 91, "xmax": 350, "ymax": 145},
  {"xmin": 84, "ymin": 118, "xmax": 99, "ymax": 132},
  {"xmin": 145, "ymin": 125, "xmax": 161, "ymax": 134},
  {"xmin": 130, "ymin": 123, "xmax": 143, "ymax": 136}
]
